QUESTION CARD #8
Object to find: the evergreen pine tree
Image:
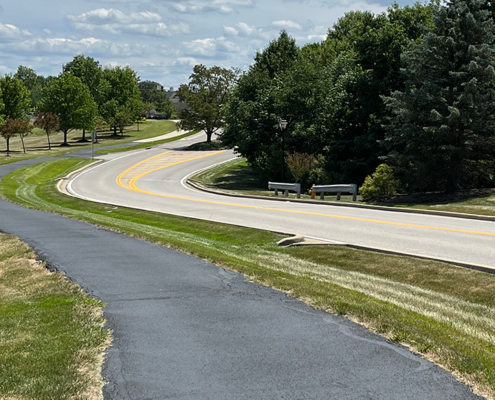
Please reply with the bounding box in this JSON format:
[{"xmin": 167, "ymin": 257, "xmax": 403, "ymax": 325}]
[{"xmin": 383, "ymin": 0, "xmax": 495, "ymax": 192}]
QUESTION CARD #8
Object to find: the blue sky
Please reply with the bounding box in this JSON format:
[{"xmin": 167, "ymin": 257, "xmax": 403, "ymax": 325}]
[{"xmin": 0, "ymin": 0, "xmax": 399, "ymax": 88}]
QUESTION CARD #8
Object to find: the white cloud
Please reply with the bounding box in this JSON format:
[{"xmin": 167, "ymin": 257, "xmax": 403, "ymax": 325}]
[
  {"xmin": 182, "ymin": 36, "xmax": 239, "ymax": 57},
  {"xmin": 171, "ymin": 4, "xmax": 233, "ymax": 13},
  {"xmin": 182, "ymin": 38, "xmax": 217, "ymax": 56},
  {"xmin": 0, "ymin": 37, "xmax": 148, "ymax": 57},
  {"xmin": 272, "ymin": 20, "xmax": 302, "ymax": 30},
  {"xmin": 0, "ymin": 23, "xmax": 32, "ymax": 42},
  {"xmin": 224, "ymin": 26, "xmax": 239, "ymax": 36},
  {"xmin": 67, "ymin": 8, "xmax": 189, "ymax": 37},
  {"xmin": 223, "ymin": 22, "xmax": 266, "ymax": 38},
  {"xmin": 68, "ymin": 8, "xmax": 161, "ymax": 25},
  {"xmin": 173, "ymin": 57, "xmax": 198, "ymax": 67}
]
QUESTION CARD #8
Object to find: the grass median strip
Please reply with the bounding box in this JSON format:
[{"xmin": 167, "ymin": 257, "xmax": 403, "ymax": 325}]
[
  {"xmin": 1, "ymin": 158, "xmax": 494, "ymax": 399},
  {"xmin": 95, "ymin": 130, "xmax": 200, "ymax": 155},
  {"xmin": 0, "ymin": 233, "xmax": 110, "ymax": 400},
  {"xmin": 192, "ymin": 157, "xmax": 495, "ymax": 217}
]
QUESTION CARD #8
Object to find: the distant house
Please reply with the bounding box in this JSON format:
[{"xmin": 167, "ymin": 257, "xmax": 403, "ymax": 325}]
[{"xmin": 166, "ymin": 88, "xmax": 187, "ymax": 113}]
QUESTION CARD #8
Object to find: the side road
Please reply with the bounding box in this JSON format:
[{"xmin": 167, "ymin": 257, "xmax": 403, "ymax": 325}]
[{"xmin": 0, "ymin": 158, "xmax": 483, "ymax": 400}]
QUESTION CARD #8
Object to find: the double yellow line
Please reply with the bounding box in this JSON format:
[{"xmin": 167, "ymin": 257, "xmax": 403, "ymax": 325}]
[{"xmin": 116, "ymin": 151, "xmax": 495, "ymax": 238}]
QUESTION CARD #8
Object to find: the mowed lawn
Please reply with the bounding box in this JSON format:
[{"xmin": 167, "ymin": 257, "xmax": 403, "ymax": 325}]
[
  {"xmin": 0, "ymin": 120, "xmax": 178, "ymax": 166},
  {"xmin": 1, "ymin": 157, "xmax": 494, "ymax": 399},
  {"xmin": 192, "ymin": 157, "xmax": 495, "ymax": 218},
  {"xmin": 0, "ymin": 233, "xmax": 110, "ymax": 400}
]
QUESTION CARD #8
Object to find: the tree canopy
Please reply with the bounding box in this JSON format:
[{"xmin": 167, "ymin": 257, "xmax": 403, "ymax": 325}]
[
  {"xmin": 40, "ymin": 74, "xmax": 97, "ymax": 145},
  {"xmin": 383, "ymin": 0, "xmax": 495, "ymax": 192},
  {"xmin": 101, "ymin": 66, "xmax": 142, "ymax": 134},
  {"xmin": 0, "ymin": 75, "xmax": 31, "ymax": 120},
  {"xmin": 177, "ymin": 64, "xmax": 239, "ymax": 143}
]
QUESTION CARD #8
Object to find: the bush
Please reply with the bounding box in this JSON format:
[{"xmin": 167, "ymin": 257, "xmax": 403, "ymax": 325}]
[
  {"xmin": 359, "ymin": 164, "xmax": 400, "ymax": 202},
  {"xmin": 286, "ymin": 152, "xmax": 314, "ymax": 183}
]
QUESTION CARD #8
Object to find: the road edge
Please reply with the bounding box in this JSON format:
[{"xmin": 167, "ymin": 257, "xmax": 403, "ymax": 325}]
[{"xmin": 186, "ymin": 179, "xmax": 495, "ymax": 223}]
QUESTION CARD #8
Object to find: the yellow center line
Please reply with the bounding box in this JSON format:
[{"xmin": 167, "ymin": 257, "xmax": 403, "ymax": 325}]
[{"xmin": 116, "ymin": 151, "xmax": 495, "ymax": 238}]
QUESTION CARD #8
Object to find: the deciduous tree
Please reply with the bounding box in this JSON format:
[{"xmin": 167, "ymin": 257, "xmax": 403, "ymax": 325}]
[
  {"xmin": 1, "ymin": 118, "xmax": 31, "ymax": 155},
  {"xmin": 64, "ymin": 55, "xmax": 108, "ymax": 141},
  {"xmin": 40, "ymin": 74, "xmax": 97, "ymax": 146},
  {"xmin": 177, "ymin": 64, "xmax": 239, "ymax": 143},
  {"xmin": 34, "ymin": 112, "xmax": 60, "ymax": 150},
  {"xmin": 101, "ymin": 66, "xmax": 142, "ymax": 135},
  {"xmin": 0, "ymin": 75, "xmax": 31, "ymax": 120}
]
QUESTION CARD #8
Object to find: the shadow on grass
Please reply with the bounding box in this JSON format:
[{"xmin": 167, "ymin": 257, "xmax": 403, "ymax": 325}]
[
  {"xmin": 211, "ymin": 164, "xmax": 266, "ymax": 192},
  {"xmin": 380, "ymin": 188, "xmax": 495, "ymax": 206}
]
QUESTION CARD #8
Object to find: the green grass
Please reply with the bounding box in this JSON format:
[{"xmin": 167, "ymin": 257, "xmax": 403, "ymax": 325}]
[
  {"xmin": 0, "ymin": 233, "xmax": 110, "ymax": 400},
  {"xmin": 192, "ymin": 158, "xmax": 495, "ymax": 216},
  {"xmin": 191, "ymin": 158, "xmax": 358, "ymax": 201},
  {"xmin": 1, "ymin": 158, "xmax": 495, "ymax": 399},
  {"xmin": 183, "ymin": 140, "xmax": 227, "ymax": 151},
  {"xmin": 95, "ymin": 130, "xmax": 200, "ymax": 155},
  {"xmin": 0, "ymin": 120, "xmax": 178, "ymax": 166},
  {"xmin": 384, "ymin": 194, "xmax": 495, "ymax": 217}
]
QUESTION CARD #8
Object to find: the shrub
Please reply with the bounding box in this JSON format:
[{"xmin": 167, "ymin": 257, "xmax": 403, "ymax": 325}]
[
  {"xmin": 359, "ymin": 164, "xmax": 400, "ymax": 202},
  {"xmin": 286, "ymin": 152, "xmax": 315, "ymax": 183}
]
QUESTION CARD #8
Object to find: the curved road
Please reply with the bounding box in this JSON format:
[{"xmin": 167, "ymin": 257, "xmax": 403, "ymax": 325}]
[
  {"xmin": 69, "ymin": 141, "xmax": 495, "ymax": 271},
  {"xmin": 0, "ymin": 145, "xmax": 485, "ymax": 399}
]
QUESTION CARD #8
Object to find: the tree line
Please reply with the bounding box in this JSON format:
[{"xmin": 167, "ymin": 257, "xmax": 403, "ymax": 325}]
[
  {"xmin": 0, "ymin": 55, "xmax": 175, "ymax": 154},
  {"xmin": 204, "ymin": 0, "xmax": 495, "ymax": 195}
]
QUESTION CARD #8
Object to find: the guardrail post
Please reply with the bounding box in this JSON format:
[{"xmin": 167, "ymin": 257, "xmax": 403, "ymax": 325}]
[{"xmin": 336, "ymin": 192, "xmax": 341, "ymax": 201}]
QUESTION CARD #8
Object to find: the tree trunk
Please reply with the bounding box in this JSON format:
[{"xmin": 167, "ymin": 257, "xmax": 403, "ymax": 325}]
[
  {"xmin": 80, "ymin": 129, "xmax": 89, "ymax": 142},
  {"xmin": 206, "ymin": 130, "xmax": 213, "ymax": 143},
  {"xmin": 20, "ymin": 134, "xmax": 26, "ymax": 154},
  {"xmin": 47, "ymin": 132, "xmax": 51, "ymax": 150},
  {"xmin": 62, "ymin": 130, "xmax": 69, "ymax": 146},
  {"xmin": 6, "ymin": 137, "xmax": 10, "ymax": 156},
  {"xmin": 114, "ymin": 126, "xmax": 117, "ymax": 136}
]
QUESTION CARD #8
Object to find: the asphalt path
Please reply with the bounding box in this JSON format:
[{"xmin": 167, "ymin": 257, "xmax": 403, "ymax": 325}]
[
  {"xmin": 68, "ymin": 142, "xmax": 495, "ymax": 271},
  {"xmin": 0, "ymin": 147, "xmax": 485, "ymax": 398}
]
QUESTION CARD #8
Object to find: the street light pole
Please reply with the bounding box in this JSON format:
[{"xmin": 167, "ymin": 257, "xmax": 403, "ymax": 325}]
[{"xmin": 279, "ymin": 119, "xmax": 288, "ymax": 182}]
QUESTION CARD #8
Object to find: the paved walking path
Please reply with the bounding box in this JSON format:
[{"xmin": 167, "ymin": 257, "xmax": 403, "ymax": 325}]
[{"xmin": 0, "ymin": 158, "xmax": 483, "ymax": 400}]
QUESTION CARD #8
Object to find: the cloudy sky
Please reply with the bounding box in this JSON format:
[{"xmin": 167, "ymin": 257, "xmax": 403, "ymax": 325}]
[{"xmin": 0, "ymin": 0, "xmax": 405, "ymax": 88}]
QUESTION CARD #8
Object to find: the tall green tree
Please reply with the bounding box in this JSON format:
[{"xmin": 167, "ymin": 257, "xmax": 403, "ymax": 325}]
[
  {"xmin": 319, "ymin": 3, "xmax": 434, "ymax": 184},
  {"xmin": 40, "ymin": 74, "xmax": 97, "ymax": 146},
  {"xmin": 14, "ymin": 66, "xmax": 49, "ymax": 111},
  {"xmin": 101, "ymin": 66, "xmax": 142, "ymax": 135},
  {"xmin": 383, "ymin": 0, "xmax": 495, "ymax": 192},
  {"xmin": 64, "ymin": 55, "xmax": 108, "ymax": 141},
  {"xmin": 177, "ymin": 64, "xmax": 239, "ymax": 143},
  {"xmin": 0, "ymin": 75, "xmax": 31, "ymax": 120},
  {"xmin": 222, "ymin": 31, "xmax": 299, "ymax": 178}
]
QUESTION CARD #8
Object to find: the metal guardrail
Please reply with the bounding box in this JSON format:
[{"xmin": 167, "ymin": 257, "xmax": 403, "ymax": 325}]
[
  {"xmin": 312, "ymin": 184, "xmax": 358, "ymax": 201},
  {"xmin": 268, "ymin": 182, "xmax": 302, "ymax": 199}
]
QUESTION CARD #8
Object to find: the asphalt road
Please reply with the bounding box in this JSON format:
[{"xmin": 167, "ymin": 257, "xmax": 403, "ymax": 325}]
[
  {"xmin": 68, "ymin": 142, "xmax": 495, "ymax": 271},
  {"xmin": 0, "ymin": 149, "xmax": 485, "ymax": 398}
]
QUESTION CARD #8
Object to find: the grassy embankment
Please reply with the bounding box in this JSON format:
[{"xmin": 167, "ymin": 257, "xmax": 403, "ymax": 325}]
[
  {"xmin": 1, "ymin": 157, "xmax": 495, "ymax": 398},
  {"xmin": 0, "ymin": 233, "xmax": 109, "ymax": 400},
  {"xmin": 192, "ymin": 157, "xmax": 495, "ymax": 217},
  {"xmin": 95, "ymin": 130, "xmax": 201, "ymax": 155},
  {"xmin": 0, "ymin": 120, "xmax": 182, "ymax": 166}
]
